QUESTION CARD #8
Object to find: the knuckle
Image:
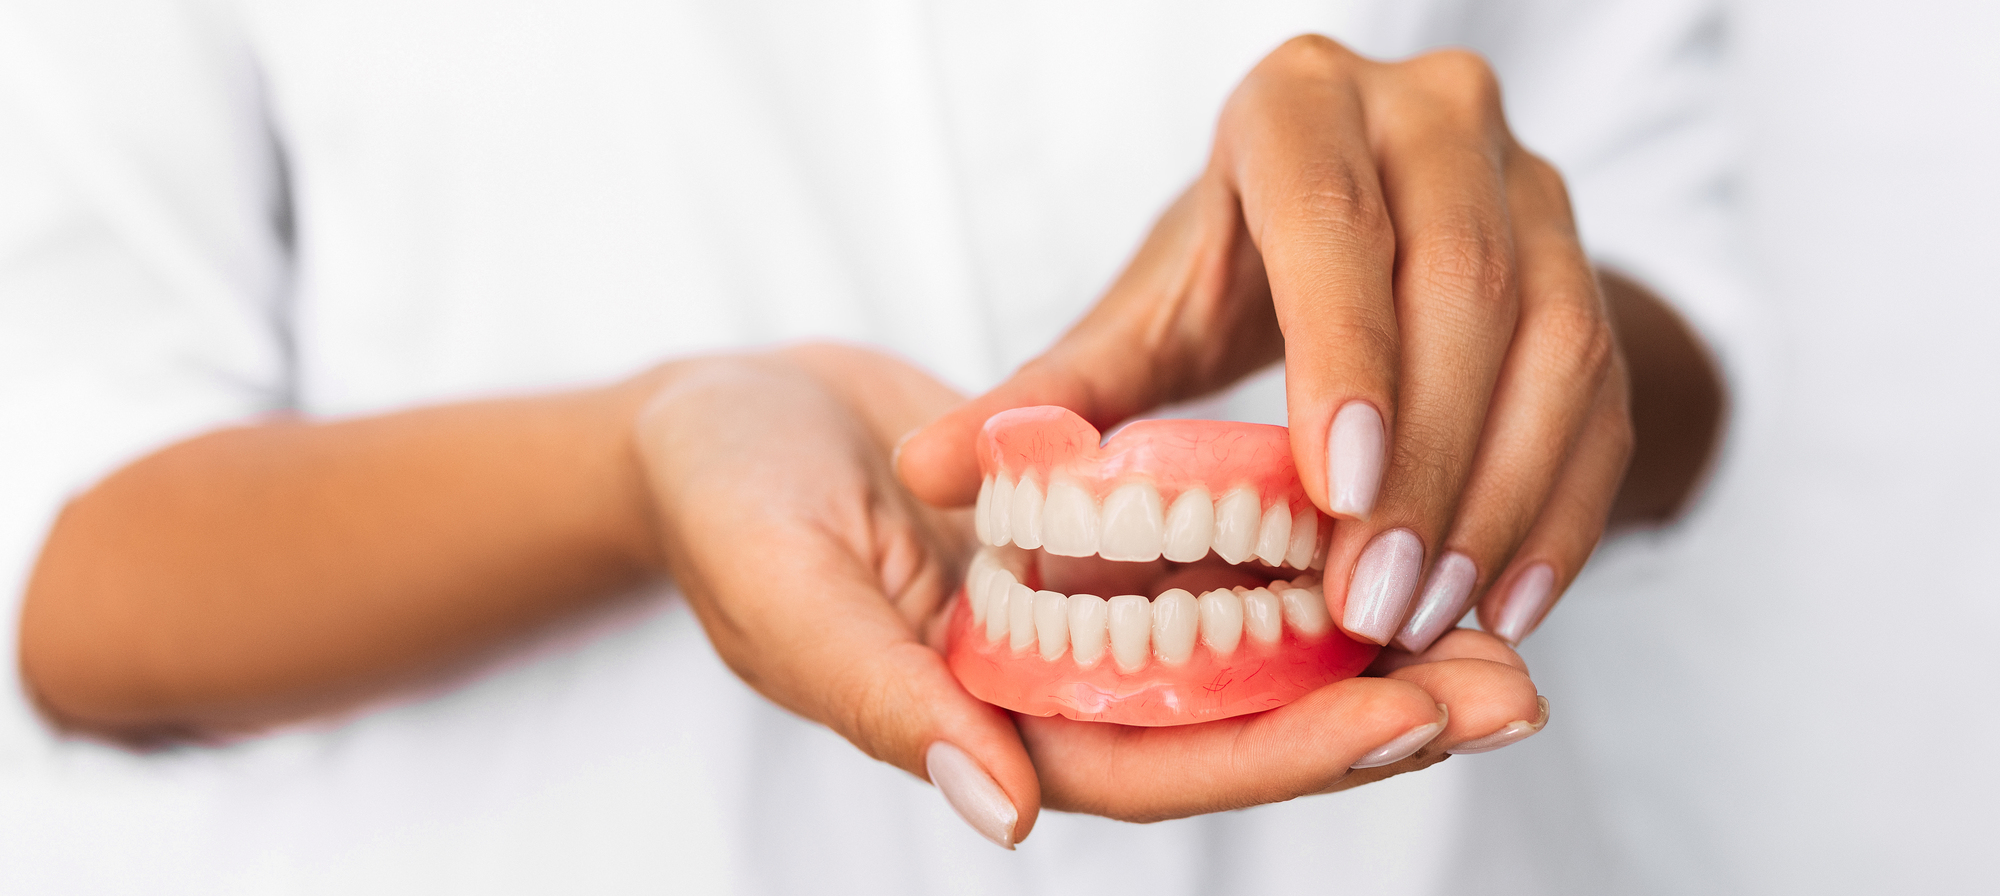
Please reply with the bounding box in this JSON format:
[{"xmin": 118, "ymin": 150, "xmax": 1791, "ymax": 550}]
[
  {"xmin": 1536, "ymin": 297, "xmax": 1615, "ymax": 386},
  {"xmin": 1287, "ymin": 159, "xmax": 1395, "ymax": 254},
  {"xmin": 1265, "ymin": 33, "xmax": 1355, "ymax": 79},
  {"xmin": 1405, "ymin": 48, "xmax": 1503, "ymax": 122},
  {"xmin": 1414, "ymin": 213, "xmax": 1514, "ymax": 313}
]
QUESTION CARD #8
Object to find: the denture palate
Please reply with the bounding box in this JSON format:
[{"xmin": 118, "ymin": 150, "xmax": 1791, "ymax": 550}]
[
  {"xmin": 975, "ymin": 475, "xmax": 1327, "ymax": 571},
  {"xmin": 962, "ymin": 545, "xmax": 1333, "ymax": 674}
]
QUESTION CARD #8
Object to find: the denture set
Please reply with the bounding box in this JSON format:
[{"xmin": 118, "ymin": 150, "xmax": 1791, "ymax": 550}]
[{"xmin": 945, "ymin": 407, "xmax": 1379, "ymax": 726}]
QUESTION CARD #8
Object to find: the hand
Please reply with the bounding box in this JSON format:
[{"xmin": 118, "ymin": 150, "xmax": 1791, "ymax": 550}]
[
  {"xmin": 899, "ymin": 36, "xmax": 1633, "ymax": 653},
  {"xmin": 636, "ymin": 343, "xmax": 1542, "ymax": 846}
]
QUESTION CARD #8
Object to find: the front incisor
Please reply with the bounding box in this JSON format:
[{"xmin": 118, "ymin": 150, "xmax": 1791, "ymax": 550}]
[{"xmin": 1098, "ymin": 482, "xmax": 1165, "ymax": 562}]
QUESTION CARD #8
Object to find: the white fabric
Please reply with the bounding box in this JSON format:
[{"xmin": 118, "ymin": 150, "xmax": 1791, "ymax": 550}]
[{"xmin": 0, "ymin": 0, "xmax": 1761, "ymax": 892}]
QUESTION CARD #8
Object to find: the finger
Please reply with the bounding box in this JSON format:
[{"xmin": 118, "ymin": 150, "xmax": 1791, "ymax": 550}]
[
  {"xmin": 1018, "ymin": 674, "xmax": 1445, "ymax": 822},
  {"xmin": 1265, "ymin": 48, "xmax": 1521, "ymax": 645},
  {"xmin": 1384, "ymin": 656, "xmax": 1546, "ymax": 754},
  {"xmin": 1217, "ymin": 37, "xmax": 1400, "ymax": 526},
  {"xmin": 640, "ymin": 362, "xmax": 1042, "ymax": 847},
  {"xmin": 1477, "ymin": 362, "xmax": 1633, "ymax": 645},
  {"xmin": 897, "ymin": 180, "xmax": 1282, "ymax": 507},
  {"xmin": 1371, "ymin": 625, "xmax": 1529, "ymax": 675},
  {"xmin": 1391, "ymin": 150, "xmax": 1616, "ymax": 653}
]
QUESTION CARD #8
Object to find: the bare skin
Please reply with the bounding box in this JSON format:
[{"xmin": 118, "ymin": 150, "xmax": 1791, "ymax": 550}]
[{"xmin": 17, "ymin": 36, "xmax": 1722, "ymax": 840}]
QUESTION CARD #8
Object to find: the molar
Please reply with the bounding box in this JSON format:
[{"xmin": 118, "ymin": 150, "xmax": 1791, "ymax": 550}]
[
  {"xmin": 1284, "ymin": 508, "xmax": 1319, "ymax": 569},
  {"xmin": 1280, "ymin": 585, "xmax": 1332, "ymax": 637},
  {"xmin": 1108, "ymin": 594, "xmax": 1151, "ymax": 672},
  {"xmin": 1098, "ymin": 482, "xmax": 1165, "ymax": 562},
  {"xmin": 1068, "ymin": 594, "xmax": 1109, "ymax": 668},
  {"xmin": 1034, "ymin": 590, "xmax": 1069, "ymax": 661},
  {"xmin": 1254, "ymin": 502, "xmax": 1292, "ymax": 567},
  {"xmin": 1198, "ymin": 587, "xmax": 1244, "ymax": 655},
  {"xmin": 1152, "ymin": 588, "xmax": 1199, "ymax": 665},
  {"xmin": 1241, "ymin": 586, "xmax": 1284, "ymax": 645},
  {"xmin": 987, "ymin": 474, "xmax": 1015, "ymax": 547},
  {"xmin": 1212, "ymin": 488, "xmax": 1263, "ymax": 564},
  {"xmin": 1041, "ymin": 476, "xmax": 1101, "ymax": 557},
  {"xmin": 1009, "ymin": 477, "xmax": 1045, "ymax": 550},
  {"xmin": 1162, "ymin": 486, "xmax": 1215, "ymax": 563}
]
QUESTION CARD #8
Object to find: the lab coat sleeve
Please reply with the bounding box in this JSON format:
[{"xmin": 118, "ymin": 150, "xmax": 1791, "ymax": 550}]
[{"xmin": 0, "ymin": 0, "xmax": 290, "ymax": 752}]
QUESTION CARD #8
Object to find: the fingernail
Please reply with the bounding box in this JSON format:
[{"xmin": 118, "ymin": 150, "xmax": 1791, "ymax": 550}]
[
  {"xmin": 1326, "ymin": 402, "xmax": 1386, "ymax": 518},
  {"xmin": 1352, "ymin": 704, "xmax": 1448, "ymax": 769},
  {"xmin": 1447, "ymin": 695, "xmax": 1550, "ymax": 754},
  {"xmin": 926, "ymin": 741, "xmax": 1017, "ymax": 850},
  {"xmin": 1393, "ymin": 552, "xmax": 1478, "ymax": 653},
  {"xmin": 890, "ymin": 428, "xmax": 919, "ymax": 471},
  {"xmin": 1343, "ymin": 528, "xmax": 1424, "ymax": 644},
  {"xmin": 1492, "ymin": 563, "xmax": 1557, "ymax": 645}
]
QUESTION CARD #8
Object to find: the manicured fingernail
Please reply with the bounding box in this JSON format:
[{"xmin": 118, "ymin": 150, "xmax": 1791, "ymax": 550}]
[
  {"xmin": 1326, "ymin": 402, "xmax": 1385, "ymax": 518},
  {"xmin": 1492, "ymin": 563, "xmax": 1557, "ymax": 645},
  {"xmin": 1447, "ymin": 696, "xmax": 1550, "ymax": 754},
  {"xmin": 1343, "ymin": 528, "xmax": 1424, "ymax": 644},
  {"xmin": 1352, "ymin": 705, "xmax": 1448, "ymax": 769},
  {"xmin": 926, "ymin": 741, "xmax": 1017, "ymax": 850},
  {"xmin": 1393, "ymin": 551, "xmax": 1478, "ymax": 653}
]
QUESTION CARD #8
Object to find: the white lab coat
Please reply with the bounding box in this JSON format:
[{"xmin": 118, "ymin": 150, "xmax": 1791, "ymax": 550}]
[{"xmin": 0, "ymin": 1, "xmax": 1787, "ymax": 893}]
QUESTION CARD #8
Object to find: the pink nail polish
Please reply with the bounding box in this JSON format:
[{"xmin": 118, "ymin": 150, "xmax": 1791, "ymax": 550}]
[
  {"xmin": 926, "ymin": 741, "xmax": 1017, "ymax": 850},
  {"xmin": 1326, "ymin": 402, "xmax": 1385, "ymax": 518},
  {"xmin": 1492, "ymin": 563, "xmax": 1557, "ymax": 645},
  {"xmin": 1352, "ymin": 705, "xmax": 1448, "ymax": 769},
  {"xmin": 1343, "ymin": 528, "xmax": 1424, "ymax": 644},
  {"xmin": 1446, "ymin": 696, "xmax": 1550, "ymax": 755},
  {"xmin": 1393, "ymin": 551, "xmax": 1477, "ymax": 653}
]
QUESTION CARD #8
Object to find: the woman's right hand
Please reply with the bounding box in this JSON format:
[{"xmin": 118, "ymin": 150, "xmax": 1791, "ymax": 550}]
[{"xmin": 634, "ymin": 343, "xmax": 1544, "ymax": 846}]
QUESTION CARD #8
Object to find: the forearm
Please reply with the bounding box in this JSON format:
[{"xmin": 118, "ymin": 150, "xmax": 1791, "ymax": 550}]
[
  {"xmin": 20, "ymin": 374, "xmax": 665, "ymax": 739},
  {"xmin": 1601, "ymin": 269, "xmax": 1727, "ymax": 527}
]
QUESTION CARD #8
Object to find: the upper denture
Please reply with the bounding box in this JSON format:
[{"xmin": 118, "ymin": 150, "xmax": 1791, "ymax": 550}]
[{"xmin": 973, "ymin": 407, "xmax": 1329, "ymax": 570}]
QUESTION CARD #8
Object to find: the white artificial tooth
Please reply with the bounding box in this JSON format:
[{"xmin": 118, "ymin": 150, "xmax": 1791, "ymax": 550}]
[
  {"xmin": 1212, "ymin": 488, "xmax": 1262, "ymax": 564},
  {"xmin": 1254, "ymin": 502, "xmax": 1292, "ymax": 567},
  {"xmin": 987, "ymin": 474, "xmax": 1015, "ymax": 547},
  {"xmin": 1068, "ymin": 594, "xmax": 1109, "ymax": 668},
  {"xmin": 966, "ymin": 552, "xmax": 996, "ymax": 625},
  {"xmin": 1108, "ymin": 594, "xmax": 1152, "ymax": 672},
  {"xmin": 1280, "ymin": 586, "xmax": 1332, "ymax": 637},
  {"xmin": 987, "ymin": 573, "xmax": 1020, "ymax": 642},
  {"xmin": 1098, "ymin": 482, "xmax": 1165, "ymax": 562},
  {"xmin": 1010, "ymin": 585, "xmax": 1043, "ymax": 652},
  {"xmin": 1041, "ymin": 476, "xmax": 1102, "ymax": 557},
  {"xmin": 1241, "ymin": 586, "xmax": 1284, "ymax": 645},
  {"xmin": 1310, "ymin": 533, "xmax": 1328, "ymax": 570},
  {"xmin": 1285, "ymin": 508, "xmax": 1319, "ymax": 569},
  {"xmin": 1152, "ymin": 588, "xmax": 1199, "ymax": 665},
  {"xmin": 1009, "ymin": 477, "xmax": 1045, "ymax": 550},
  {"xmin": 1197, "ymin": 587, "xmax": 1244, "ymax": 656},
  {"xmin": 1034, "ymin": 590, "xmax": 1070, "ymax": 662},
  {"xmin": 1288, "ymin": 572, "xmax": 1321, "ymax": 590},
  {"xmin": 1162, "ymin": 486, "xmax": 1215, "ymax": 562},
  {"xmin": 974, "ymin": 476, "xmax": 994, "ymax": 546}
]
